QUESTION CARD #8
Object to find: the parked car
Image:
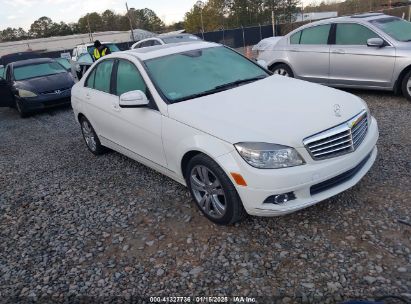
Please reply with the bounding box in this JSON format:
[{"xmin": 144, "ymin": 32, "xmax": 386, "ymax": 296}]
[
  {"xmin": 130, "ymin": 33, "xmax": 201, "ymax": 49},
  {"xmin": 55, "ymin": 57, "xmax": 71, "ymax": 72},
  {"xmin": 254, "ymin": 13, "xmax": 411, "ymax": 100},
  {"xmin": 71, "ymin": 42, "xmax": 120, "ymax": 62},
  {"xmin": 0, "ymin": 51, "xmax": 41, "ymax": 66},
  {"xmin": 71, "ymin": 42, "xmax": 378, "ymax": 225},
  {"xmin": 0, "ymin": 58, "xmax": 75, "ymax": 117}
]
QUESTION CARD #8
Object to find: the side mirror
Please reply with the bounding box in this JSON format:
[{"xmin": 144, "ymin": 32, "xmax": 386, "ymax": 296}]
[
  {"xmin": 257, "ymin": 59, "xmax": 268, "ymax": 69},
  {"xmin": 367, "ymin": 38, "xmax": 384, "ymax": 48},
  {"xmin": 119, "ymin": 90, "xmax": 149, "ymax": 108}
]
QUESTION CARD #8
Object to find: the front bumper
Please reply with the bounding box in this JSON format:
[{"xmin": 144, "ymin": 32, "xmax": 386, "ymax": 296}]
[
  {"xmin": 18, "ymin": 89, "xmax": 71, "ymax": 111},
  {"xmin": 216, "ymin": 117, "xmax": 379, "ymax": 216}
]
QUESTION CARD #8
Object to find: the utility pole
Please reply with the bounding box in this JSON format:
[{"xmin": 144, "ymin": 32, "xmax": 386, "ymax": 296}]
[
  {"xmin": 126, "ymin": 2, "xmax": 135, "ymax": 42},
  {"xmin": 272, "ymin": 11, "xmax": 275, "ymax": 37},
  {"xmin": 196, "ymin": 1, "xmax": 205, "ymax": 39},
  {"xmin": 87, "ymin": 14, "xmax": 93, "ymax": 42},
  {"xmin": 301, "ymin": 0, "xmax": 304, "ymax": 22}
]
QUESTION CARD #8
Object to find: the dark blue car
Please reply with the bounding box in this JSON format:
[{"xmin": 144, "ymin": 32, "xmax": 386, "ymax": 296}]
[{"xmin": 0, "ymin": 58, "xmax": 75, "ymax": 117}]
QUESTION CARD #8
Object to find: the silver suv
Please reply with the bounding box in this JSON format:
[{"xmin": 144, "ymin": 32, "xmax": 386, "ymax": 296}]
[{"xmin": 256, "ymin": 13, "xmax": 411, "ymax": 100}]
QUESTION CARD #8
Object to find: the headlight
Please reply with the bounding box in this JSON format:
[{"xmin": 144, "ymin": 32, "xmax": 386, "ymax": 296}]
[
  {"xmin": 235, "ymin": 142, "xmax": 305, "ymax": 169},
  {"xmin": 18, "ymin": 89, "xmax": 37, "ymax": 98}
]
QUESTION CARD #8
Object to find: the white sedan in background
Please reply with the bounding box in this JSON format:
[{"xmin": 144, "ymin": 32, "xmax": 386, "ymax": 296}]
[{"xmin": 71, "ymin": 42, "xmax": 378, "ymax": 225}]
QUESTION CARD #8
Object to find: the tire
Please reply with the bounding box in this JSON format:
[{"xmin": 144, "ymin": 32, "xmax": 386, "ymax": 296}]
[
  {"xmin": 270, "ymin": 63, "xmax": 294, "ymax": 78},
  {"xmin": 79, "ymin": 116, "xmax": 106, "ymax": 155},
  {"xmin": 401, "ymin": 69, "xmax": 411, "ymax": 101},
  {"xmin": 15, "ymin": 100, "xmax": 29, "ymax": 118},
  {"xmin": 186, "ymin": 154, "xmax": 247, "ymax": 225}
]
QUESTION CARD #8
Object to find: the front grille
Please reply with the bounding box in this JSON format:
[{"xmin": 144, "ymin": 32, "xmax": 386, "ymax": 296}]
[
  {"xmin": 40, "ymin": 87, "xmax": 71, "ymax": 95},
  {"xmin": 310, "ymin": 152, "xmax": 371, "ymax": 195},
  {"xmin": 304, "ymin": 110, "xmax": 368, "ymax": 160}
]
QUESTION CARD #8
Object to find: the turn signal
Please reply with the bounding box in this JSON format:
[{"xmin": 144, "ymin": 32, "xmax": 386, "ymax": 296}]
[{"xmin": 230, "ymin": 173, "xmax": 247, "ymax": 186}]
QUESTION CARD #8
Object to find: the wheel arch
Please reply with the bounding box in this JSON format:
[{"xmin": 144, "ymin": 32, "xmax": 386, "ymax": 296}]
[
  {"xmin": 181, "ymin": 150, "xmax": 203, "ymax": 180},
  {"xmin": 268, "ymin": 60, "xmax": 295, "ymax": 75},
  {"xmin": 395, "ymin": 64, "xmax": 411, "ymax": 94}
]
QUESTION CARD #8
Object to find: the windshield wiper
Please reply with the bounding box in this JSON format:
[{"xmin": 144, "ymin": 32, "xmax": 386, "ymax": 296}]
[
  {"xmin": 172, "ymin": 75, "xmax": 267, "ymax": 103},
  {"xmin": 214, "ymin": 75, "xmax": 267, "ymax": 90}
]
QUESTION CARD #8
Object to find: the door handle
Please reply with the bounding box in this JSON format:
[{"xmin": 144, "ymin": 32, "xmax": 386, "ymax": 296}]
[
  {"xmin": 332, "ymin": 49, "xmax": 346, "ymax": 54},
  {"xmin": 289, "ymin": 48, "xmax": 299, "ymax": 52},
  {"xmin": 85, "ymin": 93, "xmax": 91, "ymax": 100}
]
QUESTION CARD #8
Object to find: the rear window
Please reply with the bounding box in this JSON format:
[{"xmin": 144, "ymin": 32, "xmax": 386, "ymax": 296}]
[
  {"xmin": 162, "ymin": 35, "xmax": 200, "ymax": 44},
  {"xmin": 14, "ymin": 62, "xmax": 67, "ymax": 81}
]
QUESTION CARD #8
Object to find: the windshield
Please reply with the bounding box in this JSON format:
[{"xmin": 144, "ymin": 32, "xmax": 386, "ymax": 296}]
[
  {"xmin": 370, "ymin": 17, "xmax": 411, "ymax": 42},
  {"xmin": 162, "ymin": 35, "xmax": 201, "ymax": 44},
  {"xmin": 14, "ymin": 62, "xmax": 67, "ymax": 81},
  {"xmin": 145, "ymin": 46, "xmax": 268, "ymax": 103},
  {"xmin": 87, "ymin": 43, "xmax": 120, "ymax": 55},
  {"xmin": 55, "ymin": 58, "xmax": 71, "ymax": 70}
]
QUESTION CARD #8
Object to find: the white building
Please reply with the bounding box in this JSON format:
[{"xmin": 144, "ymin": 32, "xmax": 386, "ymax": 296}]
[
  {"xmin": 0, "ymin": 29, "xmax": 155, "ymax": 57},
  {"xmin": 295, "ymin": 11, "xmax": 338, "ymax": 22}
]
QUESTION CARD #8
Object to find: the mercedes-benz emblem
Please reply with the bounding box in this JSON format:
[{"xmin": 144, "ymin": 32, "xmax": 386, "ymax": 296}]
[{"xmin": 334, "ymin": 104, "xmax": 342, "ymax": 117}]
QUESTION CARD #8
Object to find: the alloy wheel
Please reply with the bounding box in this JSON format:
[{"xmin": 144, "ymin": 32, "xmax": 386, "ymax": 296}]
[
  {"xmin": 82, "ymin": 120, "xmax": 97, "ymax": 152},
  {"xmin": 407, "ymin": 76, "xmax": 411, "ymax": 96},
  {"xmin": 190, "ymin": 165, "xmax": 227, "ymax": 219},
  {"xmin": 273, "ymin": 68, "xmax": 289, "ymax": 77}
]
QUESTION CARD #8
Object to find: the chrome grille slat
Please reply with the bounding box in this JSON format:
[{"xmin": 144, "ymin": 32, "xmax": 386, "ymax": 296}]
[
  {"xmin": 353, "ymin": 127, "xmax": 368, "ymax": 148},
  {"xmin": 351, "ymin": 117, "xmax": 367, "ymax": 134},
  {"xmin": 303, "ymin": 110, "xmax": 368, "ymax": 160},
  {"xmin": 307, "ymin": 132, "xmax": 351, "ymax": 149},
  {"xmin": 310, "ymin": 138, "xmax": 352, "ymax": 153},
  {"xmin": 313, "ymin": 143, "xmax": 353, "ymax": 157},
  {"xmin": 352, "ymin": 124, "xmax": 368, "ymax": 142}
]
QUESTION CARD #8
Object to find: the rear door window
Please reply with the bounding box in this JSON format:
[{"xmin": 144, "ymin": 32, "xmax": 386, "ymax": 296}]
[
  {"xmin": 92, "ymin": 60, "xmax": 114, "ymax": 93},
  {"xmin": 300, "ymin": 24, "xmax": 331, "ymax": 45}
]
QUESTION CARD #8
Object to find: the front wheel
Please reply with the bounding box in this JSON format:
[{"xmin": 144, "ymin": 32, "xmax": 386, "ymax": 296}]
[
  {"xmin": 401, "ymin": 70, "xmax": 411, "ymax": 101},
  {"xmin": 16, "ymin": 100, "xmax": 29, "ymax": 118},
  {"xmin": 186, "ymin": 154, "xmax": 247, "ymax": 225},
  {"xmin": 270, "ymin": 64, "xmax": 294, "ymax": 78}
]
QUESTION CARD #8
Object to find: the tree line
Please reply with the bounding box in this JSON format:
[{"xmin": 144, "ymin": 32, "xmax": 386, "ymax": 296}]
[
  {"xmin": 183, "ymin": 0, "xmax": 409, "ymax": 33},
  {"xmin": 1, "ymin": 0, "xmax": 408, "ymax": 42},
  {"xmin": 184, "ymin": 0, "xmax": 300, "ymax": 33},
  {"xmin": 0, "ymin": 8, "xmax": 168, "ymax": 42}
]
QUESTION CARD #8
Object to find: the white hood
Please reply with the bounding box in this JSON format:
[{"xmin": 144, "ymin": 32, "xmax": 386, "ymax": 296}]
[{"xmin": 167, "ymin": 76, "xmax": 367, "ymax": 147}]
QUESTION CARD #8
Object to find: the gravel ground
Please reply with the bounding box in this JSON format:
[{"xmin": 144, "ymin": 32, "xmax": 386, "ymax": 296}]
[{"xmin": 0, "ymin": 90, "xmax": 410, "ymax": 303}]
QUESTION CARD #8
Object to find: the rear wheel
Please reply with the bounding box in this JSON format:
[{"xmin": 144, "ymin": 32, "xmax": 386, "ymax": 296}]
[
  {"xmin": 401, "ymin": 70, "xmax": 411, "ymax": 101},
  {"xmin": 270, "ymin": 63, "xmax": 294, "ymax": 78},
  {"xmin": 186, "ymin": 154, "xmax": 247, "ymax": 225},
  {"xmin": 80, "ymin": 117, "xmax": 106, "ymax": 155}
]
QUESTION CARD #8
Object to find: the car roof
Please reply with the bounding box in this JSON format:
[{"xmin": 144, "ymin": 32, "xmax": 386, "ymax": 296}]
[
  {"xmin": 293, "ymin": 13, "xmax": 394, "ymax": 31},
  {"xmin": 157, "ymin": 33, "xmax": 197, "ymax": 38},
  {"xmin": 77, "ymin": 42, "xmax": 113, "ymax": 47},
  {"xmin": 123, "ymin": 41, "xmax": 218, "ymax": 61},
  {"xmin": 11, "ymin": 58, "xmax": 54, "ymax": 67}
]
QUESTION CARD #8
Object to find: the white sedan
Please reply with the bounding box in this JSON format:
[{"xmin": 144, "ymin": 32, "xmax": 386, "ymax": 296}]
[{"xmin": 71, "ymin": 41, "xmax": 379, "ymax": 225}]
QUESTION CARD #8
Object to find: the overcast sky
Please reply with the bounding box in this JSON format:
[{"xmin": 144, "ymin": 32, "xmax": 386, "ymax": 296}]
[
  {"xmin": 0, "ymin": 0, "xmax": 199, "ymax": 30},
  {"xmin": 0, "ymin": 0, "xmax": 318, "ymax": 31}
]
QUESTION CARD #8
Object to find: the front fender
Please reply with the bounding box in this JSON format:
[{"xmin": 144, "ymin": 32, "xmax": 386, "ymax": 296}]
[{"xmin": 162, "ymin": 117, "xmax": 235, "ymax": 179}]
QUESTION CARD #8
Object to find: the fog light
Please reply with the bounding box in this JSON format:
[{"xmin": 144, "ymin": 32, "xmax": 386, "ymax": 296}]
[
  {"xmin": 263, "ymin": 192, "xmax": 296, "ymax": 205},
  {"xmin": 274, "ymin": 194, "xmax": 289, "ymax": 204}
]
